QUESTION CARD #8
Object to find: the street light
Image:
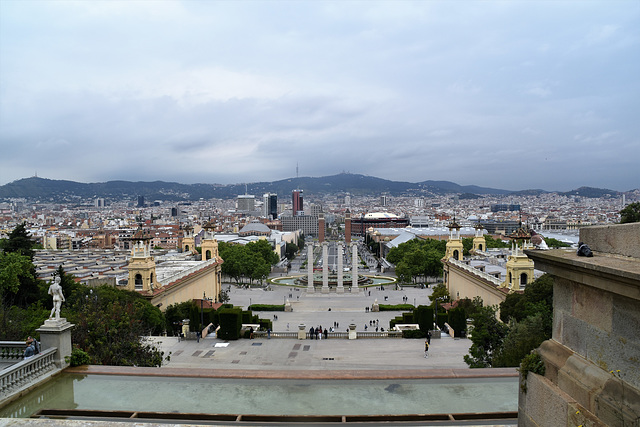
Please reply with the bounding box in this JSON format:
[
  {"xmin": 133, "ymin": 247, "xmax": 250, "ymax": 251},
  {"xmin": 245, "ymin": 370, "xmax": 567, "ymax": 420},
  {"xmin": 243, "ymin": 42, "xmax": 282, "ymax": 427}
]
[
  {"xmin": 200, "ymin": 291, "xmax": 212, "ymax": 330},
  {"xmin": 434, "ymin": 297, "xmax": 444, "ymax": 331}
]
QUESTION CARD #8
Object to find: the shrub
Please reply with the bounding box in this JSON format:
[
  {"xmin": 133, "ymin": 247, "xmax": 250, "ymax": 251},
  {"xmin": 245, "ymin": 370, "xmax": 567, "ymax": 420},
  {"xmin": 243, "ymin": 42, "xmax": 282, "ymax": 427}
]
[
  {"xmin": 448, "ymin": 307, "xmax": 467, "ymax": 337},
  {"xmin": 241, "ymin": 310, "xmax": 253, "ymax": 324},
  {"xmin": 402, "ymin": 329, "xmax": 427, "ymax": 339},
  {"xmin": 389, "ymin": 316, "xmax": 404, "ymax": 329},
  {"xmin": 518, "ymin": 352, "xmax": 545, "ymax": 392},
  {"xmin": 258, "ymin": 319, "xmax": 273, "ymax": 330},
  {"xmin": 67, "ymin": 347, "xmax": 91, "ymax": 367},
  {"xmin": 218, "ymin": 308, "xmax": 242, "ymax": 340},
  {"xmin": 402, "ymin": 312, "xmax": 415, "ymax": 323},
  {"xmin": 413, "ymin": 305, "xmax": 434, "ymax": 332}
]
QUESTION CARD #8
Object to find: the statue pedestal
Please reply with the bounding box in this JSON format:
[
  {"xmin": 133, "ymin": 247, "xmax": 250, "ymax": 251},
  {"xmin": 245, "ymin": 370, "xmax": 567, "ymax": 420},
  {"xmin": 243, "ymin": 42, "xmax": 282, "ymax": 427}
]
[
  {"xmin": 298, "ymin": 324, "xmax": 306, "ymax": 340},
  {"xmin": 348, "ymin": 324, "xmax": 357, "ymax": 340},
  {"xmin": 36, "ymin": 318, "xmax": 74, "ymax": 369}
]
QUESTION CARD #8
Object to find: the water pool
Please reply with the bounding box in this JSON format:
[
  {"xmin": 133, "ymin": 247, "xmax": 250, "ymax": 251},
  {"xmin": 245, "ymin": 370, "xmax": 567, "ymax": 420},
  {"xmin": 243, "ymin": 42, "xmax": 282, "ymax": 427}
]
[{"xmin": 1, "ymin": 374, "xmax": 517, "ymax": 418}]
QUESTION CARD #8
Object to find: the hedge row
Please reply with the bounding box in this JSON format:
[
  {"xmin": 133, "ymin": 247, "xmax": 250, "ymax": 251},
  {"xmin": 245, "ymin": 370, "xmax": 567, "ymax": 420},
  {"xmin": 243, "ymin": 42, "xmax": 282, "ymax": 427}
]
[
  {"xmin": 248, "ymin": 304, "xmax": 285, "ymax": 312},
  {"xmin": 378, "ymin": 304, "xmax": 415, "ymax": 311}
]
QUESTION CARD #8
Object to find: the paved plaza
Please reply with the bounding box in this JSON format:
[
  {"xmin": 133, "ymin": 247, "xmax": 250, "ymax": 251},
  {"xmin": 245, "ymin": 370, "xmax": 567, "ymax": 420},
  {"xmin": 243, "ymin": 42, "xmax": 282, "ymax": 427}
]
[{"xmin": 150, "ymin": 279, "xmax": 479, "ymax": 372}]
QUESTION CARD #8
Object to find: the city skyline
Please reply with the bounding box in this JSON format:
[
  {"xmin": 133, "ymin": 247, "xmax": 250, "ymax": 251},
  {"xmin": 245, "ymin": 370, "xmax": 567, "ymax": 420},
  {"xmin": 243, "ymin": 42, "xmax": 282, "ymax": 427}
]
[{"xmin": 1, "ymin": 1, "xmax": 639, "ymax": 192}]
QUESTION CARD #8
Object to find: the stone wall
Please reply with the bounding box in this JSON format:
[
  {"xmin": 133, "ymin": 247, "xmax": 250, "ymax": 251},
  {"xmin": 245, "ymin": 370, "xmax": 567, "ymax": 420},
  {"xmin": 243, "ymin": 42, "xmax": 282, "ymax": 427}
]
[{"xmin": 520, "ymin": 222, "xmax": 640, "ymax": 426}]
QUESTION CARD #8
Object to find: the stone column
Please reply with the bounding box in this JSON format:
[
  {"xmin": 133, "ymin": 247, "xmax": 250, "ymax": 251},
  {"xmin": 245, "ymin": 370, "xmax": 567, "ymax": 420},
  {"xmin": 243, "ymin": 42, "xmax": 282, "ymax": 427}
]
[
  {"xmin": 36, "ymin": 318, "xmax": 74, "ymax": 369},
  {"xmin": 307, "ymin": 243, "xmax": 314, "ymax": 293},
  {"xmin": 337, "ymin": 242, "xmax": 344, "ymax": 293},
  {"xmin": 351, "ymin": 242, "xmax": 359, "ymax": 291},
  {"xmin": 322, "ymin": 242, "xmax": 329, "ymax": 293}
]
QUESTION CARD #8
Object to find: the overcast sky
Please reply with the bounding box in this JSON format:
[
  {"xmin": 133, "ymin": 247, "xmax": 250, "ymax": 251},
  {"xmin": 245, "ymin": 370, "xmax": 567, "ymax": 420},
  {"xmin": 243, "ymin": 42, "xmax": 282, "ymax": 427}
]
[{"xmin": 1, "ymin": 1, "xmax": 639, "ymax": 192}]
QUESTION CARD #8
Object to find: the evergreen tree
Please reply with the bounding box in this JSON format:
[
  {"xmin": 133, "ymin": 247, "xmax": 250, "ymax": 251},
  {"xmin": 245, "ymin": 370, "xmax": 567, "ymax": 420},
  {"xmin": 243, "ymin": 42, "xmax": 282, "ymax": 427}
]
[
  {"xmin": 0, "ymin": 222, "xmax": 36, "ymax": 259},
  {"xmin": 464, "ymin": 305, "xmax": 508, "ymax": 368}
]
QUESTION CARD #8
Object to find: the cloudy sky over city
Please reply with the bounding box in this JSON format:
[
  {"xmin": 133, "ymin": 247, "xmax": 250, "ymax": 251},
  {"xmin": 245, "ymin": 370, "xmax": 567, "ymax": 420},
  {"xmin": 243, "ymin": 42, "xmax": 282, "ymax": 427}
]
[{"xmin": 1, "ymin": 1, "xmax": 638, "ymax": 192}]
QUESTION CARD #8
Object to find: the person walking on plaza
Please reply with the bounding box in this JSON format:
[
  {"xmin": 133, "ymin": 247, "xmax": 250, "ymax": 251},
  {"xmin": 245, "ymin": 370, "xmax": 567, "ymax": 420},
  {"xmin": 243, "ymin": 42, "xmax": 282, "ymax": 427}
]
[{"xmin": 424, "ymin": 340, "xmax": 429, "ymax": 358}]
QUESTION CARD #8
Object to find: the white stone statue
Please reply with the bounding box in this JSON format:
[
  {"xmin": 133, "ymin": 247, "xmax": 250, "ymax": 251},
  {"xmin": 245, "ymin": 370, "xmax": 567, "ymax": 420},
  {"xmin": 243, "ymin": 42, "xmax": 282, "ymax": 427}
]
[{"xmin": 48, "ymin": 276, "xmax": 65, "ymax": 320}]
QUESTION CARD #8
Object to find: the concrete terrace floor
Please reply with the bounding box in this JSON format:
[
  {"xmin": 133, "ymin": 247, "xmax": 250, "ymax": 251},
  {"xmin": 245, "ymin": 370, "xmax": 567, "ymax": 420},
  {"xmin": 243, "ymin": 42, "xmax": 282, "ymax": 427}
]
[{"xmin": 150, "ymin": 281, "xmax": 479, "ymax": 372}]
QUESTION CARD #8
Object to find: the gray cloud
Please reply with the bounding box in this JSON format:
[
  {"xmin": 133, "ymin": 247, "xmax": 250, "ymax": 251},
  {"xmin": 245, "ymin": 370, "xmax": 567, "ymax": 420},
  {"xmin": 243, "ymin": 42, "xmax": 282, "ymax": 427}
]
[{"xmin": 1, "ymin": 0, "xmax": 639, "ymax": 192}]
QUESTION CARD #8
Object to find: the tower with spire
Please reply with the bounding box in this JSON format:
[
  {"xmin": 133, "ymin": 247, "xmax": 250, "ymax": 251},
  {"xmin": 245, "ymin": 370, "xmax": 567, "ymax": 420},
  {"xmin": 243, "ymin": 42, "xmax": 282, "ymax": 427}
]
[
  {"xmin": 471, "ymin": 223, "xmax": 486, "ymax": 254},
  {"xmin": 181, "ymin": 224, "xmax": 196, "ymax": 254},
  {"xmin": 200, "ymin": 220, "xmax": 219, "ymax": 261},
  {"xmin": 501, "ymin": 223, "xmax": 535, "ymax": 291},
  {"xmin": 126, "ymin": 226, "xmax": 157, "ymax": 293},
  {"xmin": 444, "ymin": 216, "xmax": 464, "ymax": 261}
]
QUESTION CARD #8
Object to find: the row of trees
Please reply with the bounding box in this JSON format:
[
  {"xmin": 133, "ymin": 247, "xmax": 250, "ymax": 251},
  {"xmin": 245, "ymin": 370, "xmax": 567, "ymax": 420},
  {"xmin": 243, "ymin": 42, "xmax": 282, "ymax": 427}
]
[
  {"xmin": 218, "ymin": 240, "xmax": 279, "ymax": 285},
  {"xmin": 386, "ymin": 239, "xmax": 446, "ymax": 284}
]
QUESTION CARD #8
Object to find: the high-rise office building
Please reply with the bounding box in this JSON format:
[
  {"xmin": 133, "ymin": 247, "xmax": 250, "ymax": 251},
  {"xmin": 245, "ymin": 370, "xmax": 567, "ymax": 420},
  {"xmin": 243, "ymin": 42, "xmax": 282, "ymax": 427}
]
[
  {"xmin": 237, "ymin": 194, "xmax": 256, "ymax": 212},
  {"xmin": 137, "ymin": 195, "xmax": 145, "ymax": 208},
  {"xmin": 263, "ymin": 193, "xmax": 278, "ymax": 219},
  {"xmin": 292, "ymin": 189, "xmax": 304, "ymax": 216}
]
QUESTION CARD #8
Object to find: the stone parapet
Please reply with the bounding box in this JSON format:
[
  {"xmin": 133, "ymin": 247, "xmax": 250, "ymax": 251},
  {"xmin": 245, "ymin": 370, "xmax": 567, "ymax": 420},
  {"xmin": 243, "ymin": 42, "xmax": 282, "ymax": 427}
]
[
  {"xmin": 579, "ymin": 222, "xmax": 640, "ymax": 258},
  {"xmin": 522, "ymin": 222, "xmax": 640, "ymax": 426}
]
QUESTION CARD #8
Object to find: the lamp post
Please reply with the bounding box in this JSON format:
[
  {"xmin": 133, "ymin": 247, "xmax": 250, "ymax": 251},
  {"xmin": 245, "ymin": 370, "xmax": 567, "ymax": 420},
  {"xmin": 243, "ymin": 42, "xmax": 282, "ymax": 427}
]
[
  {"xmin": 201, "ymin": 291, "xmax": 212, "ymax": 330},
  {"xmin": 434, "ymin": 297, "xmax": 444, "ymax": 331}
]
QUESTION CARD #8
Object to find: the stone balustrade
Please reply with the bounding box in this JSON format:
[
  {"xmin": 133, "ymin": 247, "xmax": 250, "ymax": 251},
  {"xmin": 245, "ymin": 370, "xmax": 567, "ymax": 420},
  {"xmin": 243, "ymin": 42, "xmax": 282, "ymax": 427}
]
[
  {"xmin": 449, "ymin": 257, "xmax": 503, "ymax": 286},
  {"xmin": 0, "ymin": 341, "xmax": 27, "ymax": 363},
  {"xmin": 0, "ymin": 347, "xmax": 57, "ymax": 397}
]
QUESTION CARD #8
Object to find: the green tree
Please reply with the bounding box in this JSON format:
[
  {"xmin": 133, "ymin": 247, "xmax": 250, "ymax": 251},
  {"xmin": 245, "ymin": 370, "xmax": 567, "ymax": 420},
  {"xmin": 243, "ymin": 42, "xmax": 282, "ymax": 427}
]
[
  {"xmin": 0, "ymin": 222, "xmax": 36, "ymax": 259},
  {"xmin": 219, "ymin": 240, "xmax": 278, "ymax": 285},
  {"xmin": 542, "ymin": 237, "xmax": 571, "ymax": 248},
  {"xmin": 484, "ymin": 235, "xmax": 510, "ymax": 248},
  {"xmin": 493, "ymin": 314, "xmax": 549, "ymax": 367},
  {"xmin": 457, "ymin": 296, "xmax": 483, "ymax": 319},
  {"xmin": 0, "ymin": 222, "xmax": 44, "ymax": 307},
  {"xmin": 165, "ymin": 301, "xmax": 195, "ymax": 335},
  {"xmin": 500, "ymin": 274, "xmax": 553, "ymax": 336},
  {"xmin": 462, "ymin": 237, "xmax": 473, "ymax": 256},
  {"xmin": 620, "ymin": 202, "xmax": 640, "ymax": 224},
  {"xmin": 69, "ymin": 285, "xmax": 166, "ymax": 366},
  {"xmin": 429, "ymin": 283, "xmax": 450, "ymax": 304},
  {"xmin": 0, "ymin": 251, "xmax": 33, "ymax": 302},
  {"xmin": 285, "ymin": 242, "xmax": 299, "ymax": 260},
  {"xmin": 464, "ymin": 305, "xmax": 509, "ymax": 368},
  {"xmin": 387, "ymin": 238, "xmax": 446, "ymax": 282}
]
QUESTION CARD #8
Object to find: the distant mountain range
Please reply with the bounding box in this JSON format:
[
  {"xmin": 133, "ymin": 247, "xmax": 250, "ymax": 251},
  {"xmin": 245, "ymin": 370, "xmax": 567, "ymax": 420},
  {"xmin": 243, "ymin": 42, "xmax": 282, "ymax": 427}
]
[{"xmin": 0, "ymin": 174, "xmax": 627, "ymax": 202}]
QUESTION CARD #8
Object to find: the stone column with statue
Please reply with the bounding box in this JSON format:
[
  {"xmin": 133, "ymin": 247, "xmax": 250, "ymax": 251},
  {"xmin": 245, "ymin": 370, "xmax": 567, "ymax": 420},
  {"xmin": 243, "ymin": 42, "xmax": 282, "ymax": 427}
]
[
  {"xmin": 37, "ymin": 276, "xmax": 74, "ymax": 369},
  {"xmin": 48, "ymin": 276, "xmax": 65, "ymax": 320}
]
